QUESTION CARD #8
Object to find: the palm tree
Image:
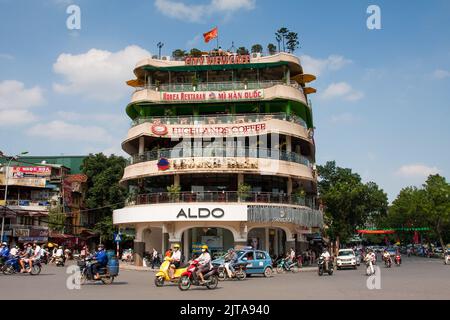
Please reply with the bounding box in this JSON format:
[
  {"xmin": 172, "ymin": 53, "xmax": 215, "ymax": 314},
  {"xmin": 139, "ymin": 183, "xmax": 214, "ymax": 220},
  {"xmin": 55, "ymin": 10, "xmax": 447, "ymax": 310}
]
[
  {"xmin": 251, "ymin": 44, "xmax": 263, "ymax": 53},
  {"xmin": 237, "ymin": 47, "xmax": 249, "ymax": 55},
  {"xmin": 267, "ymin": 43, "xmax": 277, "ymax": 55},
  {"xmin": 275, "ymin": 27, "xmax": 289, "ymax": 52},
  {"xmin": 286, "ymin": 32, "xmax": 300, "ymax": 53},
  {"xmin": 190, "ymin": 48, "xmax": 202, "ymax": 57},
  {"xmin": 172, "ymin": 49, "xmax": 187, "ymax": 60}
]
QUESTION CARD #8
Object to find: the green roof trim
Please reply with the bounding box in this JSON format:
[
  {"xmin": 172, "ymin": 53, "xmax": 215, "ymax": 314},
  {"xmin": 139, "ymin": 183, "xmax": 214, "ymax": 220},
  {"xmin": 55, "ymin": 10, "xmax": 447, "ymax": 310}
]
[{"xmin": 141, "ymin": 61, "xmax": 289, "ymax": 73}]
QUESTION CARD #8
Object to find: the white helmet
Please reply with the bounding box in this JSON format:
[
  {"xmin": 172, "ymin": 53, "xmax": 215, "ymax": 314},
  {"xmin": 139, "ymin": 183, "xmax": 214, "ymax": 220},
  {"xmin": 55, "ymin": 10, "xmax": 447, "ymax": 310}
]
[{"xmin": 1, "ymin": 242, "xmax": 7, "ymax": 246}]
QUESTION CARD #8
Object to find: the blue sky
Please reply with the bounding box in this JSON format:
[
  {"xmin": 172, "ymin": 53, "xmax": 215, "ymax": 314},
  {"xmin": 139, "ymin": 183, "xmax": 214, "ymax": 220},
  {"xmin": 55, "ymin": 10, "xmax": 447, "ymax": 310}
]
[{"xmin": 0, "ymin": 0, "xmax": 449, "ymax": 202}]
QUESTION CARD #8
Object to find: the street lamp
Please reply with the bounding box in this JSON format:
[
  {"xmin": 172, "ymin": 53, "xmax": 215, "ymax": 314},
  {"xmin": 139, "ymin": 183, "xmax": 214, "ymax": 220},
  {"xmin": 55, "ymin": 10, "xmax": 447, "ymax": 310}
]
[
  {"xmin": 1, "ymin": 151, "xmax": 28, "ymax": 242},
  {"xmin": 157, "ymin": 42, "xmax": 164, "ymax": 59}
]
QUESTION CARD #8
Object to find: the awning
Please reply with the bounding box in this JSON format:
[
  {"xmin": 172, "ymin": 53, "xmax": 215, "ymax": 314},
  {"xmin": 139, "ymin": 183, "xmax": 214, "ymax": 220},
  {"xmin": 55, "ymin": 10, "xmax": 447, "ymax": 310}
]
[
  {"xmin": 292, "ymin": 74, "xmax": 316, "ymax": 84},
  {"xmin": 126, "ymin": 79, "xmax": 145, "ymax": 87},
  {"xmin": 303, "ymin": 87, "xmax": 317, "ymax": 95}
]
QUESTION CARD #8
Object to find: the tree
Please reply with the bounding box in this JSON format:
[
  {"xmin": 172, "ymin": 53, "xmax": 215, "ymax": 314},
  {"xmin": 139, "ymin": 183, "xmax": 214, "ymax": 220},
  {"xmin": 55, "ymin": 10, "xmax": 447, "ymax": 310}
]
[
  {"xmin": 81, "ymin": 153, "xmax": 128, "ymax": 244},
  {"xmin": 275, "ymin": 27, "xmax": 289, "ymax": 52},
  {"xmin": 422, "ymin": 175, "xmax": 450, "ymax": 251},
  {"xmin": 251, "ymin": 44, "xmax": 263, "ymax": 53},
  {"xmin": 267, "ymin": 43, "xmax": 277, "ymax": 55},
  {"xmin": 286, "ymin": 31, "xmax": 300, "ymax": 53},
  {"xmin": 189, "ymin": 48, "xmax": 202, "ymax": 57},
  {"xmin": 236, "ymin": 47, "xmax": 249, "ymax": 55},
  {"xmin": 172, "ymin": 49, "xmax": 187, "ymax": 60},
  {"xmin": 318, "ymin": 161, "xmax": 388, "ymax": 254},
  {"xmin": 48, "ymin": 206, "xmax": 66, "ymax": 233}
]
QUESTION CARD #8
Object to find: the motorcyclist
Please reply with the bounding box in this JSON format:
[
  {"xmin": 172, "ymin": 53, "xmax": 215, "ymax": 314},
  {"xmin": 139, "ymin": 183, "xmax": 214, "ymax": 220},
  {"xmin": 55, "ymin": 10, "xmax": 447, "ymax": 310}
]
[
  {"xmin": 196, "ymin": 245, "xmax": 212, "ymax": 284},
  {"xmin": 383, "ymin": 249, "xmax": 391, "ymax": 265},
  {"xmin": 224, "ymin": 248, "xmax": 238, "ymax": 278},
  {"xmin": 320, "ymin": 247, "xmax": 331, "ymax": 271},
  {"xmin": 0, "ymin": 242, "xmax": 10, "ymax": 264},
  {"xmin": 91, "ymin": 244, "xmax": 108, "ymax": 280},
  {"xmin": 19, "ymin": 243, "xmax": 34, "ymax": 273},
  {"xmin": 286, "ymin": 247, "xmax": 296, "ymax": 268},
  {"xmin": 169, "ymin": 244, "xmax": 181, "ymax": 280}
]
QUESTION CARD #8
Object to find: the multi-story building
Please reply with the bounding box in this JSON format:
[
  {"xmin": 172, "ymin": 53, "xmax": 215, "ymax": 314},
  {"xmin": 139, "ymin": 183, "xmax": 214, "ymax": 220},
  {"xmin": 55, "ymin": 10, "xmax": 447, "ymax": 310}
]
[{"xmin": 113, "ymin": 51, "xmax": 323, "ymax": 265}]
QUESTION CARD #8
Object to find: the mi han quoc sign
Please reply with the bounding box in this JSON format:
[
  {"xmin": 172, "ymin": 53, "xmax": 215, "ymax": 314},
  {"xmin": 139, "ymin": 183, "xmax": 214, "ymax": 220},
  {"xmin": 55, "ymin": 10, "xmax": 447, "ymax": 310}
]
[{"xmin": 161, "ymin": 89, "xmax": 264, "ymax": 103}]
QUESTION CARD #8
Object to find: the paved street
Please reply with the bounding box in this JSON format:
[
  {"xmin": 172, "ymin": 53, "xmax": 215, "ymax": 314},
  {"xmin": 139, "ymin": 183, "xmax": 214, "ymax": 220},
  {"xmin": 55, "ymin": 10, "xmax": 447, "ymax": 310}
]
[{"xmin": 0, "ymin": 256, "xmax": 448, "ymax": 300}]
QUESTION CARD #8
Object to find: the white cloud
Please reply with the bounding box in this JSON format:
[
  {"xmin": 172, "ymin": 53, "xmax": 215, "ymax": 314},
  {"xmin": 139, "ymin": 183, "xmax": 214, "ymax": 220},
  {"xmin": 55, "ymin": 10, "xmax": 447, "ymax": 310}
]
[
  {"xmin": 0, "ymin": 53, "xmax": 14, "ymax": 60},
  {"xmin": 187, "ymin": 35, "xmax": 201, "ymax": 48},
  {"xmin": 0, "ymin": 80, "xmax": 45, "ymax": 110},
  {"xmin": 300, "ymin": 54, "xmax": 352, "ymax": 76},
  {"xmin": 27, "ymin": 120, "xmax": 114, "ymax": 143},
  {"xmin": 432, "ymin": 69, "xmax": 450, "ymax": 80},
  {"xmin": 154, "ymin": 0, "xmax": 255, "ymax": 23},
  {"xmin": 0, "ymin": 110, "xmax": 37, "ymax": 127},
  {"xmin": 56, "ymin": 111, "xmax": 126, "ymax": 125},
  {"xmin": 52, "ymin": 45, "xmax": 151, "ymax": 102},
  {"xmin": 321, "ymin": 82, "xmax": 364, "ymax": 101},
  {"xmin": 396, "ymin": 164, "xmax": 440, "ymax": 178},
  {"xmin": 330, "ymin": 112, "xmax": 360, "ymax": 124}
]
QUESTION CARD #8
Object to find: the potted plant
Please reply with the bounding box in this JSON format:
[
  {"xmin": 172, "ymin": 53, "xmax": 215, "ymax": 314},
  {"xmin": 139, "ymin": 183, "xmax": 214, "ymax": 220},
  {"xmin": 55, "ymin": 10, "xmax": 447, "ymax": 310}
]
[
  {"xmin": 167, "ymin": 184, "xmax": 181, "ymax": 202},
  {"xmin": 292, "ymin": 188, "xmax": 305, "ymax": 205},
  {"xmin": 191, "ymin": 75, "xmax": 198, "ymax": 91},
  {"xmin": 237, "ymin": 183, "xmax": 251, "ymax": 202}
]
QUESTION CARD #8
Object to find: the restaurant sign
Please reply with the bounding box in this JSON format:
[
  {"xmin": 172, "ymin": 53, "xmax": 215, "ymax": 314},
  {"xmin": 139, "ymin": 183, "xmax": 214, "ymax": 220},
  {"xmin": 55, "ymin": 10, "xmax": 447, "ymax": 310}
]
[
  {"xmin": 185, "ymin": 54, "xmax": 250, "ymax": 66},
  {"xmin": 161, "ymin": 89, "xmax": 263, "ymax": 103},
  {"xmin": 10, "ymin": 166, "xmax": 51, "ymax": 178}
]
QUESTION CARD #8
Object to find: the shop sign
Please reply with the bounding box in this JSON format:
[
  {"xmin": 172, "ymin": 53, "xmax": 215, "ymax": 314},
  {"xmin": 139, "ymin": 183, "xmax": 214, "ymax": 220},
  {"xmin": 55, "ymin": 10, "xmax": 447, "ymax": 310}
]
[
  {"xmin": 184, "ymin": 54, "xmax": 250, "ymax": 66},
  {"xmin": 172, "ymin": 158, "xmax": 258, "ymax": 171},
  {"xmin": 10, "ymin": 166, "xmax": 51, "ymax": 178},
  {"xmin": 13, "ymin": 229, "xmax": 30, "ymax": 237},
  {"xmin": 176, "ymin": 207, "xmax": 225, "ymax": 219},
  {"xmin": 161, "ymin": 89, "xmax": 263, "ymax": 103},
  {"xmin": 151, "ymin": 123, "xmax": 168, "ymax": 136},
  {"xmin": 6, "ymin": 177, "xmax": 47, "ymax": 188},
  {"xmin": 18, "ymin": 237, "xmax": 48, "ymax": 242},
  {"xmin": 170, "ymin": 123, "xmax": 266, "ymax": 136}
]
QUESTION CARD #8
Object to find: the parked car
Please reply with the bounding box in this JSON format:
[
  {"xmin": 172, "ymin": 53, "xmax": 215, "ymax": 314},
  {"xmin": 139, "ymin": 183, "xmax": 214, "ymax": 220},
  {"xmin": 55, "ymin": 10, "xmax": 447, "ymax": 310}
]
[
  {"xmin": 212, "ymin": 247, "xmax": 273, "ymax": 277},
  {"xmin": 336, "ymin": 249, "xmax": 357, "ymax": 270}
]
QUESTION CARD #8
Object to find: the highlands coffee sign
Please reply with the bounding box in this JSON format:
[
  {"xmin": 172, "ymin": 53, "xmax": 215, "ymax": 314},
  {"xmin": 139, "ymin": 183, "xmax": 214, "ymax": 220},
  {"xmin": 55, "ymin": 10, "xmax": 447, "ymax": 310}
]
[
  {"xmin": 113, "ymin": 204, "xmax": 248, "ymax": 223},
  {"xmin": 161, "ymin": 89, "xmax": 263, "ymax": 103},
  {"xmin": 185, "ymin": 54, "xmax": 251, "ymax": 66}
]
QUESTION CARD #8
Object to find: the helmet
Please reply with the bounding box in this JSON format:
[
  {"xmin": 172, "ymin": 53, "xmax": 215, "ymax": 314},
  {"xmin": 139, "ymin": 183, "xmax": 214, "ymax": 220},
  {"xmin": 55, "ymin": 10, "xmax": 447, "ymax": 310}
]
[
  {"xmin": 173, "ymin": 244, "xmax": 180, "ymax": 249},
  {"xmin": 201, "ymin": 245, "xmax": 208, "ymax": 250},
  {"xmin": 1, "ymin": 242, "xmax": 6, "ymax": 246},
  {"xmin": 228, "ymin": 247, "xmax": 234, "ymax": 252},
  {"xmin": 98, "ymin": 244, "xmax": 105, "ymax": 249}
]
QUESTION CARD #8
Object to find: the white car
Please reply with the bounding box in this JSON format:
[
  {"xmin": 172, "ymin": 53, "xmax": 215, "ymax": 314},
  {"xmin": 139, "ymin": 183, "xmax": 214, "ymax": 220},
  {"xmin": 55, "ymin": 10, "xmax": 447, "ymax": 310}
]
[{"xmin": 336, "ymin": 249, "xmax": 358, "ymax": 270}]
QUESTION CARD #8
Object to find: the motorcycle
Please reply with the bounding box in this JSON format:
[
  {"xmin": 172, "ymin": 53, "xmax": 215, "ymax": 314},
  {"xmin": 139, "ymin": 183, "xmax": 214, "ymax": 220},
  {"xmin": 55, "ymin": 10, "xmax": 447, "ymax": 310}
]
[
  {"xmin": 276, "ymin": 258, "xmax": 299, "ymax": 273},
  {"xmin": 217, "ymin": 262, "xmax": 247, "ymax": 281},
  {"xmin": 2, "ymin": 255, "xmax": 41, "ymax": 275},
  {"xmin": 383, "ymin": 254, "xmax": 392, "ymax": 268},
  {"xmin": 178, "ymin": 260, "xmax": 219, "ymax": 291},
  {"xmin": 56, "ymin": 255, "xmax": 65, "ymax": 267},
  {"xmin": 394, "ymin": 254, "xmax": 401, "ymax": 266},
  {"xmin": 77, "ymin": 256, "xmax": 118, "ymax": 285},
  {"xmin": 364, "ymin": 256, "xmax": 375, "ymax": 276},
  {"xmin": 317, "ymin": 256, "xmax": 333, "ymax": 276},
  {"xmin": 154, "ymin": 256, "xmax": 188, "ymax": 287}
]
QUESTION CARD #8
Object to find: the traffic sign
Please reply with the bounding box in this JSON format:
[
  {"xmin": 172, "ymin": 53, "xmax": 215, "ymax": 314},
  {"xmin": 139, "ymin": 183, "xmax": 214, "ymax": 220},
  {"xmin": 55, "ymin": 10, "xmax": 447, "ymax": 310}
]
[{"xmin": 113, "ymin": 233, "xmax": 122, "ymax": 243}]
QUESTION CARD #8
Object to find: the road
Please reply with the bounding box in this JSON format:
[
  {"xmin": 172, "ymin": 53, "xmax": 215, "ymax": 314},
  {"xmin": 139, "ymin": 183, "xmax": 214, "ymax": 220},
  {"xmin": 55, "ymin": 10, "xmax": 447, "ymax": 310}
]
[{"xmin": 0, "ymin": 256, "xmax": 448, "ymax": 300}]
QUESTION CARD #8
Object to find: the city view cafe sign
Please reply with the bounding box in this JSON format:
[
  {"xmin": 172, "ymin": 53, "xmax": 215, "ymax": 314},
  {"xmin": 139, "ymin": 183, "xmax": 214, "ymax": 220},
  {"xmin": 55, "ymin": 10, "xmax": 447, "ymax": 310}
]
[{"xmin": 184, "ymin": 54, "xmax": 251, "ymax": 66}]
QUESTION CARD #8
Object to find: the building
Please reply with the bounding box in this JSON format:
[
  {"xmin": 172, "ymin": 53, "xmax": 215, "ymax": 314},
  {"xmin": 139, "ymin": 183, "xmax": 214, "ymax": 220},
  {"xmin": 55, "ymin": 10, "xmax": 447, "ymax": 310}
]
[
  {"xmin": 113, "ymin": 51, "xmax": 323, "ymax": 265},
  {"xmin": 0, "ymin": 156, "xmax": 89, "ymax": 245}
]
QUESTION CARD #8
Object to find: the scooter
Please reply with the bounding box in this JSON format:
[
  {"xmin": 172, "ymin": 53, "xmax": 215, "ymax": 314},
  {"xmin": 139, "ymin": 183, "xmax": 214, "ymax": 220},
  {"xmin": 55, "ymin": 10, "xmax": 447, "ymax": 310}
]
[
  {"xmin": 2, "ymin": 256, "xmax": 41, "ymax": 275},
  {"xmin": 276, "ymin": 258, "xmax": 299, "ymax": 273},
  {"xmin": 394, "ymin": 254, "xmax": 401, "ymax": 266},
  {"xmin": 383, "ymin": 255, "xmax": 392, "ymax": 268},
  {"xmin": 77, "ymin": 256, "xmax": 118, "ymax": 285},
  {"xmin": 217, "ymin": 262, "xmax": 247, "ymax": 281},
  {"xmin": 317, "ymin": 256, "xmax": 333, "ymax": 276},
  {"xmin": 56, "ymin": 255, "xmax": 65, "ymax": 267},
  {"xmin": 178, "ymin": 260, "xmax": 219, "ymax": 291},
  {"xmin": 154, "ymin": 256, "xmax": 187, "ymax": 287},
  {"xmin": 364, "ymin": 256, "xmax": 375, "ymax": 276},
  {"xmin": 444, "ymin": 252, "xmax": 449, "ymax": 265}
]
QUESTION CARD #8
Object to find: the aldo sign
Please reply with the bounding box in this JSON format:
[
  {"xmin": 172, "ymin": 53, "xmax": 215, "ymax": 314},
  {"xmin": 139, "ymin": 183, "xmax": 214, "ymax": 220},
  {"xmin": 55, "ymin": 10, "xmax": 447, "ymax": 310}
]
[{"xmin": 113, "ymin": 204, "xmax": 248, "ymax": 224}]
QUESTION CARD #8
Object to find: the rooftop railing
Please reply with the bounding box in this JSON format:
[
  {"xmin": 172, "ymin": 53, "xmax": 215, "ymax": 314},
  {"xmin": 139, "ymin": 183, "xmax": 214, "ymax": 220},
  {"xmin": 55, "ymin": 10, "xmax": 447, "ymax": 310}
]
[
  {"xmin": 130, "ymin": 191, "xmax": 316, "ymax": 208},
  {"xmin": 131, "ymin": 112, "xmax": 308, "ymax": 128},
  {"xmin": 128, "ymin": 147, "xmax": 312, "ymax": 167}
]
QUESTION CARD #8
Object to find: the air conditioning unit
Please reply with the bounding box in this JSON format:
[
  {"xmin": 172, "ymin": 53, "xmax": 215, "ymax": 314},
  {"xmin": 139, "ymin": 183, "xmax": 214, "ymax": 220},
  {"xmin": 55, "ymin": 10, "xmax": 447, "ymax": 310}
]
[{"xmin": 251, "ymin": 52, "xmax": 261, "ymax": 59}]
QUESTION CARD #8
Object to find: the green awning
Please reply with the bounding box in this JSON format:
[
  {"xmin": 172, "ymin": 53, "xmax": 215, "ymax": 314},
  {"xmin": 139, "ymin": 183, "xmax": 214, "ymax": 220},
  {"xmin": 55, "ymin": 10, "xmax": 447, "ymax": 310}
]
[{"xmin": 142, "ymin": 61, "xmax": 289, "ymax": 73}]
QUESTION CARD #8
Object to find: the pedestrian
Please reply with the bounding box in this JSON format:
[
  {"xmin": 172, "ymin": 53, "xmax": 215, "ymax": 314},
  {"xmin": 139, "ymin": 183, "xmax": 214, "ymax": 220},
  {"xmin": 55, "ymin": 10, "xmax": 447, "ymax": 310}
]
[
  {"xmin": 311, "ymin": 249, "xmax": 316, "ymax": 264},
  {"xmin": 151, "ymin": 248, "xmax": 159, "ymax": 268}
]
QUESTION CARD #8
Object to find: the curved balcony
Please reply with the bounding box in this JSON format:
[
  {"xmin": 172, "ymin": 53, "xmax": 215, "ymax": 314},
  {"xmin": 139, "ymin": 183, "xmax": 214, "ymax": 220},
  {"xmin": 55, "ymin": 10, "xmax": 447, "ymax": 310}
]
[
  {"xmin": 128, "ymin": 147, "xmax": 312, "ymax": 167},
  {"xmin": 130, "ymin": 112, "xmax": 308, "ymax": 128},
  {"xmin": 129, "ymin": 191, "xmax": 317, "ymax": 208}
]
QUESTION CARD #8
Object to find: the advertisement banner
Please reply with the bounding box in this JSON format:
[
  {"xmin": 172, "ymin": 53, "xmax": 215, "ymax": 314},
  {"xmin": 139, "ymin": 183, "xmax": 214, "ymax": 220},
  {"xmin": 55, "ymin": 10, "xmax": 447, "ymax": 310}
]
[
  {"xmin": 201, "ymin": 236, "xmax": 223, "ymax": 250},
  {"xmin": 161, "ymin": 89, "xmax": 263, "ymax": 103},
  {"xmin": 13, "ymin": 229, "xmax": 30, "ymax": 237},
  {"xmin": 6, "ymin": 177, "xmax": 47, "ymax": 188},
  {"xmin": 18, "ymin": 237, "xmax": 48, "ymax": 243},
  {"xmin": 10, "ymin": 166, "xmax": 51, "ymax": 178}
]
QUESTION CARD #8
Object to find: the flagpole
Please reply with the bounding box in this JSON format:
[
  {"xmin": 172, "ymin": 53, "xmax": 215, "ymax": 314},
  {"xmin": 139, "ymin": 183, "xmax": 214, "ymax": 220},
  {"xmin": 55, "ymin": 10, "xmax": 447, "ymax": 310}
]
[{"xmin": 216, "ymin": 26, "xmax": 219, "ymax": 50}]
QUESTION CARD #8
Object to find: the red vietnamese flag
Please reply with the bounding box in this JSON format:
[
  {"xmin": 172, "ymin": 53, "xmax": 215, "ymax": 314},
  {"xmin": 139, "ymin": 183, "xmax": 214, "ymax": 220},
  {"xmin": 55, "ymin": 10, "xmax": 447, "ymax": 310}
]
[{"xmin": 203, "ymin": 27, "xmax": 218, "ymax": 43}]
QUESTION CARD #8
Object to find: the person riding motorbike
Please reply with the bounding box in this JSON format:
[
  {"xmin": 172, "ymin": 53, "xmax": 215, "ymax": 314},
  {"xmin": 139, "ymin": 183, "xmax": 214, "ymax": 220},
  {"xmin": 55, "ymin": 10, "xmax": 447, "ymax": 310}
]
[
  {"xmin": 364, "ymin": 249, "xmax": 375, "ymax": 274},
  {"xmin": 9, "ymin": 245, "xmax": 18, "ymax": 257},
  {"xmin": 286, "ymin": 247, "xmax": 296, "ymax": 268},
  {"xmin": 224, "ymin": 248, "xmax": 238, "ymax": 278},
  {"xmin": 169, "ymin": 244, "xmax": 181, "ymax": 280},
  {"xmin": 383, "ymin": 249, "xmax": 392, "ymax": 265},
  {"xmin": 0, "ymin": 242, "xmax": 10, "ymax": 265},
  {"xmin": 19, "ymin": 243, "xmax": 34, "ymax": 273},
  {"xmin": 196, "ymin": 245, "xmax": 212, "ymax": 284},
  {"xmin": 91, "ymin": 244, "xmax": 108, "ymax": 280},
  {"xmin": 320, "ymin": 247, "xmax": 331, "ymax": 271}
]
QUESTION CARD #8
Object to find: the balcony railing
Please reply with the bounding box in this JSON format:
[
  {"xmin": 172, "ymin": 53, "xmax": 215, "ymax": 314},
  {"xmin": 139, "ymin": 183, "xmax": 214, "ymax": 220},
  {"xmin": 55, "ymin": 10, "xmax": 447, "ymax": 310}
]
[
  {"xmin": 131, "ymin": 112, "xmax": 308, "ymax": 128},
  {"xmin": 134, "ymin": 80, "xmax": 301, "ymax": 93},
  {"xmin": 129, "ymin": 147, "xmax": 312, "ymax": 167},
  {"xmin": 6, "ymin": 199, "xmax": 51, "ymax": 207},
  {"xmin": 130, "ymin": 191, "xmax": 316, "ymax": 208}
]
